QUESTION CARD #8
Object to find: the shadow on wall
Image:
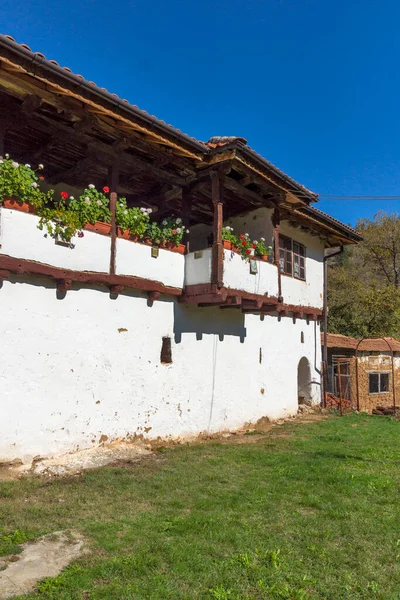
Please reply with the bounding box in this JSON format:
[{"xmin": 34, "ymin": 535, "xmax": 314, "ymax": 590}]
[{"xmin": 173, "ymin": 303, "xmax": 246, "ymax": 343}]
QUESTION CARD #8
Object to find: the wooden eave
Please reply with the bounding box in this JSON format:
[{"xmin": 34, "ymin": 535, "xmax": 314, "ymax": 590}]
[
  {"xmin": 280, "ymin": 206, "xmax": 361, "ymax": 246},
  {"xmin": 0, "ymin": 38, "xmax": 360, "ymax": 245},
  {"xmin": 0, "ymin": 42, "xmax": 205, "ymax": 160}
]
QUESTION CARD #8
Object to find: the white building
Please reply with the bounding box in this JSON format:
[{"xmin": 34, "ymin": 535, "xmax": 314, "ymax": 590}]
[{"xmin": 0, "ymin": 36, "xmax": 361, "ymax": 463}]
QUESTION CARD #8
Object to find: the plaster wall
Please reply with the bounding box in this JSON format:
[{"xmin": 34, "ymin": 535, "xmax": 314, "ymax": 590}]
[
  {"xmin": 223, "ymin": 250, "xmax": 279, "ymax": 297},
  {"xmin": 0, "ymin": 208, "xmax": 110, "ymax": 273},
  {"xmin": 279, "ymin": 222, "xmax": 324, "ymax": 308},
  {"xmin": 184, "ymin": 249, "xmax": 212, "ymax": 286},
  {"xmin": 225, "ymin": 207, "xmax": 274, "ymax": 246},
  {"xmin": 0, "ymin": 278, "xmax": 321, "ymax": 462},
  {"xmin": 115, "ymin": 237, "xmax": 185, "ymax": 289}
]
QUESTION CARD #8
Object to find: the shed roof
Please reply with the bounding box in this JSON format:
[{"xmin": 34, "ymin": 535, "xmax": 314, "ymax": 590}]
[
  {"xmin": 321, "ymin": 333, "xmax": 400, "ymax": 352},
  {"xmin": 322, "ymin": 333, "xmax": 358, "ymax": 349},
  {"xmin": 358, "ymin": 337, "xmax": 400, "ymax": 352}
]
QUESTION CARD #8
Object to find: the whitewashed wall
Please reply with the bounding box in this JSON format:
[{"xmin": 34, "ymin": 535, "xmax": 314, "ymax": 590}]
[
  {"xmin": 223, "ymin": 250, "xmax": 279, "ymax": 297},
  {"xmin": 0, "ymin": 279, "xmax": 321, "ymax": 462},
  {"xmin": 0, "ymin": 208, "xmax": 185, "ymax": 289},
  {"xmin": 225, "ymin": 207, "xmax": 274, "ymax": 246},
  {"xmin": 184, "ymin": 249, "xmax": 212, "ymax": 286},
  {"xmin": 0, "ymin": 208, "xmax": 110, "ymax": 273},
  {"xmin": 116, "ymin": 238, "xmax": 184, "ymax": 289},
  {"xmin": 279, "ymin": 222, "xmax": 324, "ymax": 308}
]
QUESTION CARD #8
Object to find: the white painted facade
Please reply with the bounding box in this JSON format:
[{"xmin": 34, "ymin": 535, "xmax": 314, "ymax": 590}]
[
  {"xmin": 116, "ymin": 237, "xmax": 184, "ymax": 289},
  {"xmin": 223, "ymin": 249, "xmax": 278, "ymax": 297},
  {"xmin": 279, "ymin": 222, "xmax": 324, "ymax": 308},
  {"xmin": 0, "ymin": 208, "xmax": 111, "ymax": 274},
  {"xmin": 0, "ymin": 206, "xmax": 323, "ymax": 463},
  {"xmin": 0, "ymin": 280, "xmax": 321, "ymax": 462}
]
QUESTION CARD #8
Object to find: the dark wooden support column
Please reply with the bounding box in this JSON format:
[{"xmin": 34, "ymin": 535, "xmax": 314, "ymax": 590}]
[
  {"xmin": 211, "ymin": 171, "xmax": 224, "ymax": 288},
  {"xmin": 108, "ymin": 162, "xmax": 120, "ymax": 275},
  {"xmin": 272, "ymin": 206, "xmax": 282, "ymax": 301},
  {"xmin": 0, "ymin": 126, "xmax": 5, "ymax": 157},
  {"xmin": 182, "ymin": 190, "xmax": 192, "ymax": 253}
]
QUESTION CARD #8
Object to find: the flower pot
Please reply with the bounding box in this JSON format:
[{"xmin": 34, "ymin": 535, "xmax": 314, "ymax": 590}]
[
  {"xmin": 117, "ymin": 227, "xmax": 130, "ymax": 240},
  {"xmin": 2, "ymin": 198, "xmax": 36, "ymax": 214},
  {"xmin": 223, "ymin": 240, "xmax": 239, "ymax": 253},
  {"xmin": 84, "ymin": 221, "xmax": 112, "ymax": 236},
  {"xmin": 223, "ymin": 240, "xmax": 233, "ymax": 250},
  {"xmin": 163, "ymin": 242, "xmax": 185, "ymax": 254},
  {"xmin": 171, "ymin": 243, "xmax": 185, "ymax": 255},
  {"xmin": 258, "ymin": 255, "xmax": 269, "ymax": 262}
]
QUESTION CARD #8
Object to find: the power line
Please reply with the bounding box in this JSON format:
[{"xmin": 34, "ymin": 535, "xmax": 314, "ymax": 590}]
[{"xmin": 319, "ymin": 195, "xmax": 400, "ymax": 201}]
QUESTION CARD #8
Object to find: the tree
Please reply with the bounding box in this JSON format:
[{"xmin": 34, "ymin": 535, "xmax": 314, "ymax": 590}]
[{"xmin": 327, "ymin": 212, "xmax": 400, "ymax": 338}]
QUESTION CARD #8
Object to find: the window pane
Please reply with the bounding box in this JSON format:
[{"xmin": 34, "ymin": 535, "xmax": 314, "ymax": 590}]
[
  {"xmin": 299, "ymin": 266, "xmax": 305, "ymax": 279},
  {"xmin": 285, "ymin": 260, "xmax": 292, "ymax": 275},
  {"xmin": 293, "ymin": 242, "xmax": 299, "ymax": 254},
  {"xmin": 380, "ymin": 373, "xmax": 390, "ymax": 392},
  {"xmin": 294, "ymin": 255, "xmax": 300, "ymax": 277},
  {"xmin": 369, "ymin": 373, "xmax": 379, "ymax": 394},
  {"xmin": 299, "ymin": 245, "xmax": 305, "ymax": 257},
  {"xmin": 279, "ymin": 250, "xmax": 285, "ymax": 272}
]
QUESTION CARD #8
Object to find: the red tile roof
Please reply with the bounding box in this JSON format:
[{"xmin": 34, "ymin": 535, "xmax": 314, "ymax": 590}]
[
  {"xmin": 358, "ymin": 337, "xmax": 400, "ymax": 352},
  {"xmin": 322, "ymin": 333, "xmax": 358, "ymax": 349},
  {"xmin": 322, "ymin": 333, "xmax": 400, "ymax": 352}
]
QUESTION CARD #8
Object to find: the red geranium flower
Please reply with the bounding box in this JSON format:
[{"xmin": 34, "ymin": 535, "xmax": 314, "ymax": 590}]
[
  {"xmin": 252, "ymin": 244, "xmax": 257, "ymax": 249},
  {"xmin": 103, "ymin": 186, "xmax": 110, "ymax": 193},
  {"xmin": 239, "ymin": 234, "xmax": 245, "ymax": 239},
  {"xmin": 39, "ymin": 176, "xmax": 45, "ymax": 181},
  {"xmin": 172, "ymin": 229, "xmax": 177, "ymax": 235},
  {"xmin": 242, "ymin": 241, "xmax": 247, "ymax": 247},
  {"xmin": 246, "ymin": 249, "xmax": 251, "ymax": 255},
  {"xmin": 60, "ymin": 191, "xmax": 68, "ymax": 199}
]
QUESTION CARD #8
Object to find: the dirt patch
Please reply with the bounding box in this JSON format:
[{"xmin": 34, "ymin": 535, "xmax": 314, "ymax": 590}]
[
  {"xmin": 0, "ymin": 442, "xmax": 152, "ymax": 480},
  {"xmin": 0, "ymin": 531, "xmax": 85, "ymax": 599},
  {"xmin": 0, "ymin": 408, "xmax": 329, "ymax": 481}
]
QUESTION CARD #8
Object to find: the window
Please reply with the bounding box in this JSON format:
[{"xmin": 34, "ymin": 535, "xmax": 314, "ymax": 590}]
[
  {"xmin": 368, "ymin": 372, "xmax": 390, "ymax": 394},
  {"xmin": 279, "ymin": 235, "xmax": 306, "ymax": 280}
]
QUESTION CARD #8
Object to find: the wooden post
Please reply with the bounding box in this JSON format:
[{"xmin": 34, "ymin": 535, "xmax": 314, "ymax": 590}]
[
  {"xmin": 337, "ymin": 359, "xmax": 343, "ymax": 416},
  {"xmin": 211, "ymin": 171, "xmax": 224, "ymax": 288},
  {"xmin": 182, "ymin": 191, "xmax": 192, "ymax": 254},
  {"xmin": 0, "ymin": 127, "xmax": 5, "ymax": 157},
  {"xmin": 272, "ymin": 206, "xmax": 282, "ymax": 301},
  {"xmin": 108, "ymin": 162, "xmax": 119, "ymax": 275}
]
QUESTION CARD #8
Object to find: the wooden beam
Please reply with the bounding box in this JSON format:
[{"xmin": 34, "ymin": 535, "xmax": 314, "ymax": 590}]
[
  {"xmin": 108, "ymin": 162, "xmax": 119, "ymax": 275},
  {"xmin": 48, "ymin": 151, "xmax": 94, "ymax": 184},
  {"xmin": 224, "ymin": 176, "xmax": 274, "ymax": 208},
  {"xmin": 20, "ymin": 94, "xmax": 42, "ymax": 115},
  {"xmin": 211, "ymin": 171, "xmax": 224, "ymax": 288},
  {"xmin": 7, "ymin": 106, "xmax": 187, "ymax": 186},
  {"xmin": 109, "ymin": 284, "xmax": 124, "ymax": 296},
  {"xmin": 0, "ymin": 254, "xmax": 182, "ymax": 296},
  {"xmin": 272, "ymin": 207, "xmax": 282, "ymax": 301}
]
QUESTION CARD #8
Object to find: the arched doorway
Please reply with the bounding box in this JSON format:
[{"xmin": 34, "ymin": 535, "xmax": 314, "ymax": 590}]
[{"xmin": 298, "ymin": 357, "xmax": 312, "ymax": 405}]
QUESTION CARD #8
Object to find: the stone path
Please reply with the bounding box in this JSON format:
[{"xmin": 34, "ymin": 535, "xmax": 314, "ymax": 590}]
[{"xmin": 0, "ymin": 531, "xmax": 85, "ymax": 599}]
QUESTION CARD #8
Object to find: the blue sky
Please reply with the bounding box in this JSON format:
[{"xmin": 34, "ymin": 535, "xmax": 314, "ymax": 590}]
[{"xmin": 2, "ymin": 0, "xmax": 400, "ymax": 226}]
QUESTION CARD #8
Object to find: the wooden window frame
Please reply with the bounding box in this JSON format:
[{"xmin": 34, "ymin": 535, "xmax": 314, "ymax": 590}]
[
  {"xmin": 279, "ymin": 235, "xmax": 306, "ymax": 281},
  {"xmin": 368, "ymin": 372, "xmax": 390, "ymax": 394}
]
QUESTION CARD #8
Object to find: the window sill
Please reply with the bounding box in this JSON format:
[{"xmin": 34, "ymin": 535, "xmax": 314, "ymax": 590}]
[{"xmin": 280, "ymin": 272, "xmax": 306, "ymax": 283}]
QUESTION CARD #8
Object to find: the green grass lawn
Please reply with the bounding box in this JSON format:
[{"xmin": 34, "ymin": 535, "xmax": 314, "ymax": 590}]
[{"xmin": 1, "ymin": 413, "xmax": 400, "ymax": 599}]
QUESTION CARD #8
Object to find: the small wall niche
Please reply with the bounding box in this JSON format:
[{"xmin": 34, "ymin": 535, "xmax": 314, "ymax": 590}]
[{"xmin": 161, "ymin": 336, "xmax": 172, "ymax": 364}]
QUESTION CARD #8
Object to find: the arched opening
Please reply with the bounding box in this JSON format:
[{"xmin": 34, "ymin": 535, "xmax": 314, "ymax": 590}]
[{"xmin": 298, "ymin": 357, "xmax": 312, "ymax": 405}]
